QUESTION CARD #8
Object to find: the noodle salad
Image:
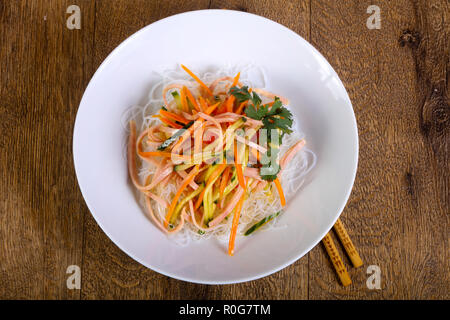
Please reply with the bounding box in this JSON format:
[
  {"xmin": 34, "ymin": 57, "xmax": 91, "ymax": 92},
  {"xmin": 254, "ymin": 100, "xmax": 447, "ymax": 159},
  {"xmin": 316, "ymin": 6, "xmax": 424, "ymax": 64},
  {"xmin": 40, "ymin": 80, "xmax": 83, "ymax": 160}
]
[{"xmin": 127, "ymin": 64, "xmax": 316, "ymax": 255}]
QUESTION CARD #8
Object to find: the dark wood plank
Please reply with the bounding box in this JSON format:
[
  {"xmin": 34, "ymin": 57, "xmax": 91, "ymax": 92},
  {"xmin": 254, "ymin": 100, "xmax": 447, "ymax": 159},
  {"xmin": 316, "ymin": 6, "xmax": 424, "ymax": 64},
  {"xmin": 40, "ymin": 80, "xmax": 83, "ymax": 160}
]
[
  {"xmin": 309, "ymin": 0, "xmax": 449, "ymax": 299},
  {"xmin": 209, "ymin": 0, "xmax": 310, "ymax": 39},
  {"xmin": 0, "ymin": 0, "xmax": 95, "ymax": 299}
]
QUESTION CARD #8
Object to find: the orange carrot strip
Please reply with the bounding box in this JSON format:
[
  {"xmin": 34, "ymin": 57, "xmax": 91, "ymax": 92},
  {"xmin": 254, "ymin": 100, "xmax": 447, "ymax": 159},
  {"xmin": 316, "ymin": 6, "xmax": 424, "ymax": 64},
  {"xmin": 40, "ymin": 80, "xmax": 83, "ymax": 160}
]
[
  {"xmin": 198, "ymin": 96, "xmax": 207, "ymax": 112},
  {"xmin": 205, "ymin": 102, "xmax": 220, "ymax": 115},
  {"xmin": 228, "ymin": 181, "xmax": 247, "ymax": 256},
  {"xmin": 194, "ymin": 188, "xmax": 206, "ymax": 210},
  {"xmin": 235, "ymin": 101, "xmax": 247, "ymax": 115},
  {"xmin": 159, "ymin": 110, "xmax": 190, "ymax": 124},
  {"xmin": 164, "ymin": 165, "xmax": 200, "ymax": 227},
  {"xmin": 184, "ymin": 87, "xmax": 200, "ymax": 111},
  {"xmin": 180, "ymin": 86, "xmax": 189, "ymax": 112},
  {"xmin": 273, "ymin": 177, "xmax": 286, "ymax": 206},
  {"xmin": 154, "ymin": 115, "xmax": 183, "ymax": 129},
  {"xmin": 180, "ymin": 64, "xmax": 213, "ymax": 96},
  {"xmin": 234, "ymin": 144, "xmax": 245, "ymax": 189},
  {"xmin": 226, "ymin": 96, "xmax": 235, "ymax": 113},
  {"xmin": 231, "ymin": 72, "xmax": 241, "ymax": 87},
  {"xmin": 219, "ymin": 166, "xmax": 231, "ymax": 196}
]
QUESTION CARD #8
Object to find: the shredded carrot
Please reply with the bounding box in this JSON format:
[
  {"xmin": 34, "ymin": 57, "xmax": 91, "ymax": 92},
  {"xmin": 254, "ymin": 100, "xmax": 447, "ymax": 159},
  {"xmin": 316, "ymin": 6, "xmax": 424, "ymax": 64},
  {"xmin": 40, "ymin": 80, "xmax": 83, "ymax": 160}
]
[
  {"xmin": 228, "ymin": 181, "xmax": 247, "ymax": 256},
  {"xmin": 154, "ymin": 115, "xmax": 183, "ymax": 129},
  {"xmin": 234, "ymin": 144, "xmax": 245, "ymax": 189},
  {"xmin": 194, "ymin": 189, "xmax": 206, "ymax": 210},
  {"xmin": 235, "ymin": 101, "xmax": 247, "ymax": 114},
  {"xmin": 231, "ymin": 72, "xmax": 241, "ymax": 87},
  {"xmin": 184, "ymin": 86, "xmax": 200, "ymax": 111},
  {"xmin": 226, "ymin": 96, "xmax": 235, "ymax": 113},
  {"xmin": 205, "ymin": 102, "xmax": 220, "ymax": 115},
  {"xmin": 159, "ymin": 110, "xmax": 190, "ymax": 124},
  {"xmin": 180, "ymin": 86, "xmax": 189, "ymax": 112},
  {"xmin": 274, "ymin": 177, "xmax": 286, "ymax": 206},
  {"xmin": 181, "ymin": 64, "xmax": 213, "ymax": 96},
  {"xmin": 164, "ymin": 165, "xmax": 199, "ymax": 227},
  {"xmin": 219, "ymin": 166, "xmax": 231, "ymax": 196},
  {"xmin": 198, "ymin": 96, "xmax": 207, "ymax": 112}
]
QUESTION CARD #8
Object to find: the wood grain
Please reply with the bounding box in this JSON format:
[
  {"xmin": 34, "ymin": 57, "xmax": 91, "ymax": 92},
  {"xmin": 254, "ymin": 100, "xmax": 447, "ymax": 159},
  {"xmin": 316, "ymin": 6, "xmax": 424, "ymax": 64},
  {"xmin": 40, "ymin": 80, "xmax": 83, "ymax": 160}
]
[
  {"xmin": 310, "ymin": 0, "xmax": 449, "ymax": 299},
  {"xmin": 0, "ymin": 0, "xmax": 447, "ymax": 300},
  {"xmin": 0, "ymin": 0, "xmax": 95, "ymax": 299}
]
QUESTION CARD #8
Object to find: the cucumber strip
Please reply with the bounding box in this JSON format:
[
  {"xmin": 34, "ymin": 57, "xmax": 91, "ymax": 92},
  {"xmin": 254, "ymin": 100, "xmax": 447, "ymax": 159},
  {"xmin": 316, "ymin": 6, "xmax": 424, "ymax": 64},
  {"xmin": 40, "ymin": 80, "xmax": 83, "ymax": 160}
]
[
  {"xmin": 174, "ymin": 163, "xmax": 194, "ymax": 172},
  {"xmin": 203, "ymin": 188, "xmax": 211, "ymax": 224},
  {"xmin": 212, "ymin": 178, "xmax": 238, "ymax": 203},
  {"xmin": 191, "ymin": 151, "xmax": 223, "ymax": 165},
  {"xmin": 157, "ymin": 120, "xmax": 194, "ymax": 151},
  {"xmin": 244, "ymin": 211, "xmax": 282, "ymax": 236},
  {"xmin": 171, "ymin": 91, "xmax": 182, "ymax": 109},
  {"xmin": 203, "ymin": 164, "xmax": 218, "ymax": 182}
]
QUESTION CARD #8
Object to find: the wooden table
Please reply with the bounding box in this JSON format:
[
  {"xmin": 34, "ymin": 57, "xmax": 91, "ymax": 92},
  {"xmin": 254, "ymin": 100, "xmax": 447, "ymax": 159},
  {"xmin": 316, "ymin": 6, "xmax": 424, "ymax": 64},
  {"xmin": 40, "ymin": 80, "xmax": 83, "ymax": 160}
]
[{"xmin": 0, "ymin": 0, "xmax": 448, "ymax": 300}]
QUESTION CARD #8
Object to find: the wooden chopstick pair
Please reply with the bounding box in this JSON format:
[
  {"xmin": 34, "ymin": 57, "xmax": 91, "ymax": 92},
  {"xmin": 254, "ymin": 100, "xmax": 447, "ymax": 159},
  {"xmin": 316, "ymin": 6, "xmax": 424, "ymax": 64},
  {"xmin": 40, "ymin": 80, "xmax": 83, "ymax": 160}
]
[{"xmin": 322, "ymin": 218, "xmax": 363, "ymax": 286}]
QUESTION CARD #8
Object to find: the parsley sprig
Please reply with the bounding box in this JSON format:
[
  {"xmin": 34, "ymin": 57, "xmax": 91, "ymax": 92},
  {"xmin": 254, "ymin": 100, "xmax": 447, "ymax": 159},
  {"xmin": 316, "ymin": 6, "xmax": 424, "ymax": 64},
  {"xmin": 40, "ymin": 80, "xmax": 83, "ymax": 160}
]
[{"xmin": 229, "ymin": 86, "xmax": 294, "ymax": 181}]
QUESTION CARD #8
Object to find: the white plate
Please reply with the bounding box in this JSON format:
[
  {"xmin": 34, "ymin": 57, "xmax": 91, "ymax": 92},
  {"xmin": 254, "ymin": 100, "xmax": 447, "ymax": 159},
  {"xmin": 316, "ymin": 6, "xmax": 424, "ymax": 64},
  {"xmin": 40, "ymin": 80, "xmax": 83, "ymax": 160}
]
[{"xmin": 73, "ymin": 9, "xmax": 358, "ymax": 284}]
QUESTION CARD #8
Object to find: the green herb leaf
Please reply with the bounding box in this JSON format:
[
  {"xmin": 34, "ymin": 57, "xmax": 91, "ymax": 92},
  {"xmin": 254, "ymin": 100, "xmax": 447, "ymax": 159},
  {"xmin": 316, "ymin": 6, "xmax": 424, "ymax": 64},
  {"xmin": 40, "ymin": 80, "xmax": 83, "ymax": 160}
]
[
  {"xmin": 229, "ymin": 88, "xmax": 294, "ymax": 181},
  {"xmin": 229, "ymin": 86, "xmax": 252, "ymax": 103}
]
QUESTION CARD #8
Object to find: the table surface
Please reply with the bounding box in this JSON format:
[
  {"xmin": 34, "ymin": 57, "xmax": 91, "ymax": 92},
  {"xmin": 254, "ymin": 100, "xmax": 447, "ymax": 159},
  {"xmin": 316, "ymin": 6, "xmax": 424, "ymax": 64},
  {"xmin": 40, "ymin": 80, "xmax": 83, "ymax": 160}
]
[{"xmin": 0, "ymin": 0, "xmax": 448, "ymax": 300}]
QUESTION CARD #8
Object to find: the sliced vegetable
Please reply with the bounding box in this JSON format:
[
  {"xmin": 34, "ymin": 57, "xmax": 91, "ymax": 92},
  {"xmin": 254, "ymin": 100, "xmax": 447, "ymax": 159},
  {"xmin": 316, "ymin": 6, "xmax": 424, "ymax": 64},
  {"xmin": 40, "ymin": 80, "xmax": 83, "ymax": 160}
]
[
  {"xmin": 273, "ymin": 178, "xmax": 286, "ymax": 206},
  {"xmin": 234, "ymin": 144, "xmax": 245, "ymax": 189},
  {"xmin": 171, "ymin": 183, "xmax": 205, "ymax": 224},
  {"xmin": 171, "ymin": 91, "xmax": 182, "ymax": 109},
  {"xmin": 228, "ymin": 181, "xmax": 248, "ymax": 256},
  {"xmin": 174, "ymin": 163, "xmax": 195, "ymax": 172},
  {"xmin": 159, "ymin": 109, "xmax": 190, "ymax": 125},
  {"xmin": 244, "ymin": 211, "xmax": 282, "ymax": 236},
  {"xmin": 219, "ymin": 166, "xmax": 231, "ymax": 196},
  {"xmin": 157, "ymin": 120, "xmax": 194, "ymax": 150},
  {"xmin": 164, "ymin": 165, "xmax": 200, "ymax": 228},
  {"xmin": 181, "ymin": 64, "xmax": 213, "ymax": 96}
]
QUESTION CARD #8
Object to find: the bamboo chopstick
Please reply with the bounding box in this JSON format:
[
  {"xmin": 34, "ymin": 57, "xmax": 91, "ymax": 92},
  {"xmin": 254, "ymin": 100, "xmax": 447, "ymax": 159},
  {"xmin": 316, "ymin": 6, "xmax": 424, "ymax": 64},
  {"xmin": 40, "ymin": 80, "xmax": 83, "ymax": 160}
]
[
  {"xmin": 322, "ymin": 233, "xmax": 352, "ymax": 286},
  {"xmin": 333, "ymin": 218, "xmax": 363, "ymax": 268}
]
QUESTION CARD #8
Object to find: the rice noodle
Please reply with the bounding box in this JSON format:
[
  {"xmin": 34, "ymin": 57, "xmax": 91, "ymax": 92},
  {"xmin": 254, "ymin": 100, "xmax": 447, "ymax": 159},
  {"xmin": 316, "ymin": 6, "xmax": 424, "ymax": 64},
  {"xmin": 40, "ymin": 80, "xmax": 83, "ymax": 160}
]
[{"xmin": 124, "ymin": 64, "xmax": 317, "ymax": 246}]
